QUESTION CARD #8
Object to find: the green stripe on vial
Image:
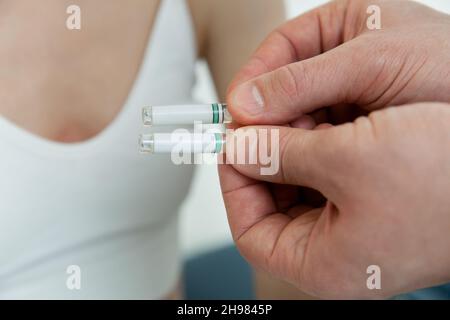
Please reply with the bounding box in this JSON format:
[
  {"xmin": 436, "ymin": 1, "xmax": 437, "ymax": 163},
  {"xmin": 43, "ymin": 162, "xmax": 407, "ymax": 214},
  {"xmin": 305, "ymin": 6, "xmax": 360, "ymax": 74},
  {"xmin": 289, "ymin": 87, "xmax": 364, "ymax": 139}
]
[
  {"xmin": 212, "ymin": 103, "xmax": 219, "ymax": 124},
  {"xmin": 214, "ymin": 133, "xmax": 223, "ymax": 154},
  {"xmin": 220, "ymin": 104, "xmax": 225, "ymax": 123}
]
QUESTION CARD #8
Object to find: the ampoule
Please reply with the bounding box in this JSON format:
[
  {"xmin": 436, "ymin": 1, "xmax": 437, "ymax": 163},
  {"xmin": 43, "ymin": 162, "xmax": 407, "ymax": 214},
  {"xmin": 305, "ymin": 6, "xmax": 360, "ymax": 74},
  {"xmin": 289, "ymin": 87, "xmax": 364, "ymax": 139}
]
[
  {"xmin": 139, "ymin": 133, "xmax": 225, "ymax": 154},
  {"xmin": 142, "ymin": 104, "xmax": 232, "ymax": 126}
]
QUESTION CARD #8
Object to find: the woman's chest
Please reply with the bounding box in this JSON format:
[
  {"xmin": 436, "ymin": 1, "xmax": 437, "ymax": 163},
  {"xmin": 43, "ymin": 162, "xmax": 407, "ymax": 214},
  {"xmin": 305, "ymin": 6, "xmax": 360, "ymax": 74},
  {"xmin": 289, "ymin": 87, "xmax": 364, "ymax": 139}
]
[{"xmin": 0, "ymin": 0, "xmax": 160, "ymax": 143}]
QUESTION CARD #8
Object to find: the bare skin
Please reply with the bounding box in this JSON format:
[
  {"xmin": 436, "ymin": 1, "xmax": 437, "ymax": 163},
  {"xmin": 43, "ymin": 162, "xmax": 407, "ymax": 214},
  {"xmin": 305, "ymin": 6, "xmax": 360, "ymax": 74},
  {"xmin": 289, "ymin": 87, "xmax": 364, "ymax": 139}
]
[
  {"xmin": 0, "ymin": 0, "xmax": 285, "ymax": 298},
  {"xmin": 220, "ymin": 0, "xmax": 450, "ymax": 299},
  {"xmin": 0, "ymin": 0, "xmax": 283, "ymax": 142}
]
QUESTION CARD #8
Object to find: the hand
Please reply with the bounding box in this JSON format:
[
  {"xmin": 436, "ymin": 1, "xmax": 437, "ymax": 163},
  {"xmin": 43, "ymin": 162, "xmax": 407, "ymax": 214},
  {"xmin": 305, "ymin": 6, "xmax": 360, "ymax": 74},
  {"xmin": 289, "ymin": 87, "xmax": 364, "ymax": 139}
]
[
  {"xmin": 227, "ymin": 0, "xmax": 450, "ymax": 126},
  {"xmin": 220, "ymin": 103, "xmax": 450, "ymax": 299}
]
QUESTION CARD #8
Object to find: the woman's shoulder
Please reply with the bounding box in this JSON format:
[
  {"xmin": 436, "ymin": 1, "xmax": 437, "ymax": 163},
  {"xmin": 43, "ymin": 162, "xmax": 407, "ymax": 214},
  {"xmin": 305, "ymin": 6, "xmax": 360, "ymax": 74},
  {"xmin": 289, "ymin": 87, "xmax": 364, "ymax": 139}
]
[
  {"xmin": 187, "ymin": 0, "xmax": 285, "ymax": 58},
  {"xmin": 186, "ymin": 0, "xmax": 210, "ymax": 57}
]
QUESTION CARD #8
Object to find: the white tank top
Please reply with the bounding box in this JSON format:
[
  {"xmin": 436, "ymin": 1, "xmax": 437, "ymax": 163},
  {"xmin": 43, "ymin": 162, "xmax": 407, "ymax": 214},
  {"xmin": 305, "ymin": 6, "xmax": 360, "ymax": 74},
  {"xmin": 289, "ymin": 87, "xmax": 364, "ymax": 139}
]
[{"xmin": 0, "ymin": 0, "xmax": 196, "ymax": 299}]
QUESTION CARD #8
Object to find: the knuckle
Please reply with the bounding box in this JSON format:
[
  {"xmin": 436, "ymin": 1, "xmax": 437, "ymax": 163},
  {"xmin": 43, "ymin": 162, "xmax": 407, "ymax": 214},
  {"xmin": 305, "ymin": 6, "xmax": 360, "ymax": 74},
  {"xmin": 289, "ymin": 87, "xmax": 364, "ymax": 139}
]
[
  {"xmin": 279, "ymin": 130, "xmax": 309, "ymax": 183},
  {"xmin": 269, "ymin": 64, "xmax": 306, "ymax": 104}
]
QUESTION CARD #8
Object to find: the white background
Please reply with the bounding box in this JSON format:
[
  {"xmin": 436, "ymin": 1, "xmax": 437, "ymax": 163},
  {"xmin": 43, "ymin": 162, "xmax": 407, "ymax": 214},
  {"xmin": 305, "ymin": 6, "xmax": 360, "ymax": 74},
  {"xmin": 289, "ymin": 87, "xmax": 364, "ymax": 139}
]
[{"xmin": 180, "ymin": 0, "xmax": 450, "ymax": 258}]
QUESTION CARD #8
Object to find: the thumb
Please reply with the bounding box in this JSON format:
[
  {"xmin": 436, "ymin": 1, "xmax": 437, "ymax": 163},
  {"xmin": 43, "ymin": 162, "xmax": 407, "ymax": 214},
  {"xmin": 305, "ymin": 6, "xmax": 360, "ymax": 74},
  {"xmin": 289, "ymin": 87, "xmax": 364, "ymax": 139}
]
[
  {"xmin": 228, "ymin": 44, "xmax": 363, "ymax": 125},
  {"xmin": 227, "ymin": 123, "xmax": 355, "ymax": 196}
]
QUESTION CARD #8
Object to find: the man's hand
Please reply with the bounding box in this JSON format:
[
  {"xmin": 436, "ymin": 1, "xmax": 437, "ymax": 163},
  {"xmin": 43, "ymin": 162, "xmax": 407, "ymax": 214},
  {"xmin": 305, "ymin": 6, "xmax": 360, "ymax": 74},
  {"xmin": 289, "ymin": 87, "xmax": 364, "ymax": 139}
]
[
  {"xmin": 219, "ymin": 0, "xmax": 450, "ymax": 299},
  {"xmin": 227, "ymin": 0, "xmax": 450, "ymax": 126},
  {"xmin": 220, "ymin": 103, "xmax": 450, "ymax": 299}
]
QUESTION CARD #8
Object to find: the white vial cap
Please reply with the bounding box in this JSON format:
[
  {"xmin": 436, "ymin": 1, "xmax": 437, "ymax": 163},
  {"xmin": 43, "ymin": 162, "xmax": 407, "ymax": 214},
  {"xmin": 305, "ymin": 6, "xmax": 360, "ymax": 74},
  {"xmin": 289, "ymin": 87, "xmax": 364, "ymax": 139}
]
[
  {"xmin": 142, "ymin": 106, "xmax": 153, "ymax": 126},
  {"xmin": 139, "ymin": 134, "xmax": 154, "ymax": 154}
]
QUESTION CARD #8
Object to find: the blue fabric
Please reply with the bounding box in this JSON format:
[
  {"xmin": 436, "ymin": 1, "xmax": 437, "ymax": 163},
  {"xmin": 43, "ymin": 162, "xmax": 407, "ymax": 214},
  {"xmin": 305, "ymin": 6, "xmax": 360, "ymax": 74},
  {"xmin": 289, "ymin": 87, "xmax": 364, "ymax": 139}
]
[
  {"xmin": 397, "ymin": 283, "xmax": 450, "ymax": 300},
  {"xmin": 184, "ymin": 245, "xmax": 254, "ymax": 300}
]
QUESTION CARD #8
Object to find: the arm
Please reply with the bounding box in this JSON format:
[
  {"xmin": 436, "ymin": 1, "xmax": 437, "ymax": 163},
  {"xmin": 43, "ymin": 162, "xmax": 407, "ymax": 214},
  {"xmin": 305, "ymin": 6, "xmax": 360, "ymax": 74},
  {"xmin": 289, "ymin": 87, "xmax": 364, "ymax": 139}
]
[{"xmin": 189, "ymin": 0, "xmax": 284, "ymax": 100}]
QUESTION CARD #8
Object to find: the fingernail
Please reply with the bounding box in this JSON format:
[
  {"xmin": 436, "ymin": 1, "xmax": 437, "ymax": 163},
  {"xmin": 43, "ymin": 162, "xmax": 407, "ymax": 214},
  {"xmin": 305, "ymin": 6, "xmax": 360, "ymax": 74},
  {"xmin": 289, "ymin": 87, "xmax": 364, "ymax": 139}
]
[{"xmin": 231, "ymin": 82, "xmax": 265, "ymax": 115}]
